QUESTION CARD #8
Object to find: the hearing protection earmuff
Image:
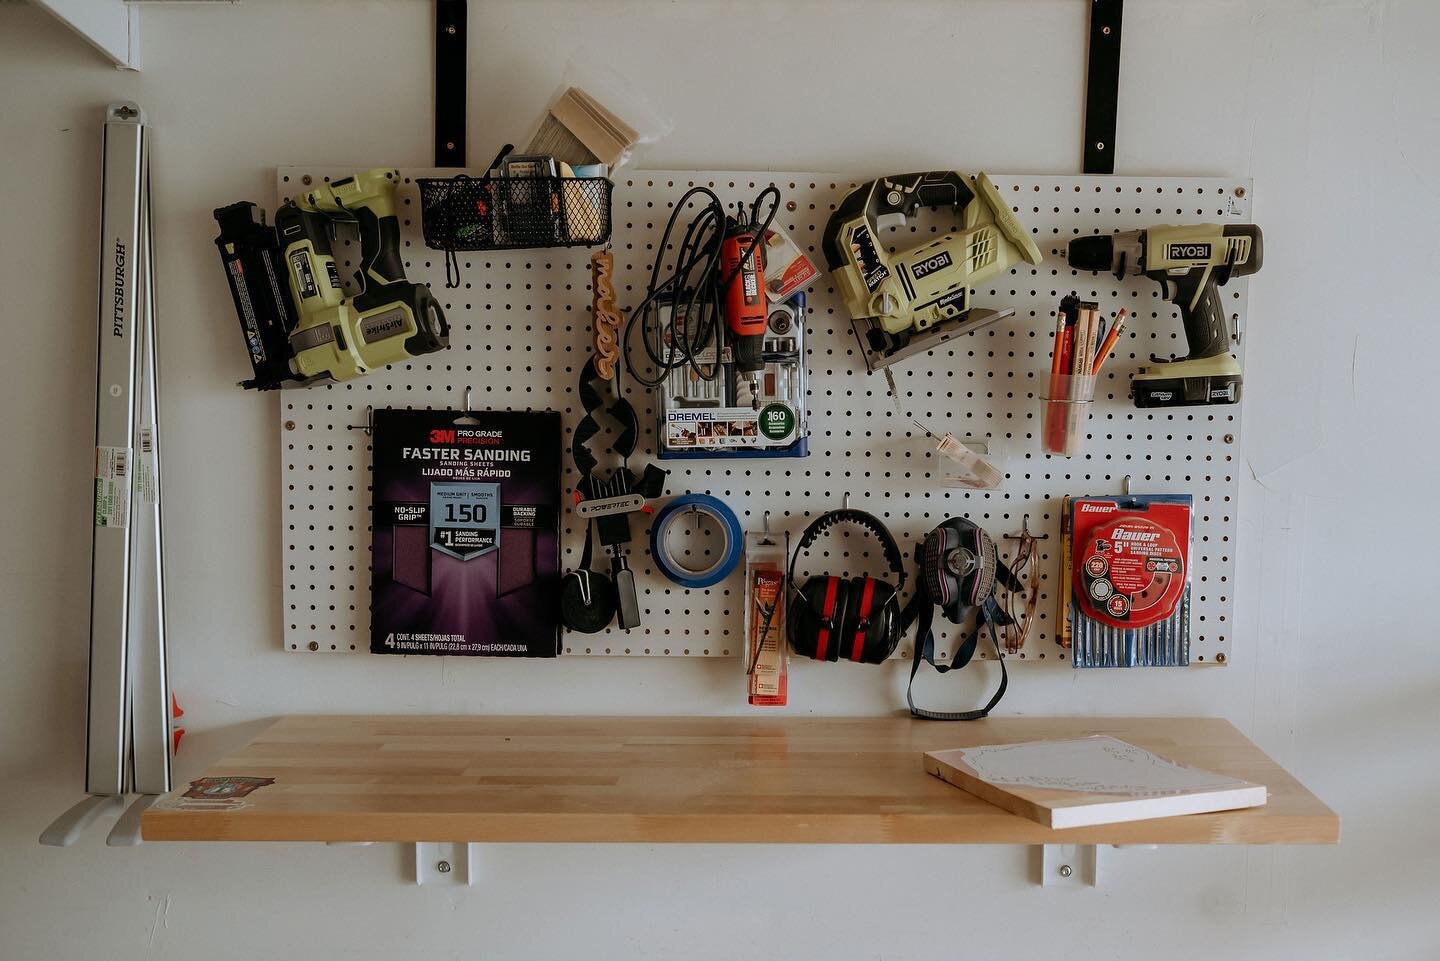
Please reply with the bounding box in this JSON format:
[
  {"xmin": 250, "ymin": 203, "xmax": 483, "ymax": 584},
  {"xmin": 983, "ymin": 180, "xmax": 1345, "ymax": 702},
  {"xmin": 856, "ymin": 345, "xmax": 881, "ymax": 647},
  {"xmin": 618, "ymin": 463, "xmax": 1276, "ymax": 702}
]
[{"xmin": 787, "ymin": 509, "xmax": 907, "ymax": 664}]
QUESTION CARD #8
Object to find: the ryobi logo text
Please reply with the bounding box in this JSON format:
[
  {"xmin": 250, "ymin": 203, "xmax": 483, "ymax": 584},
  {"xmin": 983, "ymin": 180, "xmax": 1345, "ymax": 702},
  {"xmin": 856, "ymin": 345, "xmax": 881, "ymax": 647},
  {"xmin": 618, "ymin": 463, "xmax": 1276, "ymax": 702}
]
[
  {"xmin": 112, "ymin": 241, "xmax": 127, "ymax": 337},
  {"xmin": 910, "ymin": 250, "xmax": 953, "ymax": 281},
  {"xmin": 1165, "ymin": 242, "xmax": 1212, "ymax": 261}
]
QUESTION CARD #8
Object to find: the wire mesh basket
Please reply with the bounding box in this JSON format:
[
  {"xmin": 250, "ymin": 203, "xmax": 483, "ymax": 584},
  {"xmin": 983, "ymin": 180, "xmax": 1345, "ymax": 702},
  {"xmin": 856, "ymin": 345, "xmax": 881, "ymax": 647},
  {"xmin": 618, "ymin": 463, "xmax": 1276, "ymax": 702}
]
[{"xmin": 418, "ymin": 175, "xmax": 613, "ymax": 252}]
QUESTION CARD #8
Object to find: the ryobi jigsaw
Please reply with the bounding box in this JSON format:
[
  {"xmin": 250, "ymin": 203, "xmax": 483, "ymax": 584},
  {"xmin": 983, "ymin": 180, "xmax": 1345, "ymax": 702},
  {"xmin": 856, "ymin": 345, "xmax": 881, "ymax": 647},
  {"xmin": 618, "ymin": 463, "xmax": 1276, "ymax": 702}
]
[
  {"xmin": 821, "ymin": 171, "xmax": 1042, "ymax": 370},
  {"xmin": 214, "ymin": 168, "xmax": 449, "ymax": 390}
]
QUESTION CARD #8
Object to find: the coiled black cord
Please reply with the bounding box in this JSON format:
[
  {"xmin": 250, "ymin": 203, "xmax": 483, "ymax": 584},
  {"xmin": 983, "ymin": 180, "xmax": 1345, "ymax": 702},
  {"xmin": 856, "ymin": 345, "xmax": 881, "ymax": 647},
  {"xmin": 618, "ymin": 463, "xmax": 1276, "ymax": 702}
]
[{"xmin": 622, "ymin": 186, "xmax": 782, "ymax": 389}]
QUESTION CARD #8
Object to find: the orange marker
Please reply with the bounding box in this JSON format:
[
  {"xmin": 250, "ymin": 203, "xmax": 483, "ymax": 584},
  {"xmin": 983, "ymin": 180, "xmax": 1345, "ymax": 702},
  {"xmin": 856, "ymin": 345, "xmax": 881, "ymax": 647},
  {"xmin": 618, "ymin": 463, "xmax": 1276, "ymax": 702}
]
[
  {"xmin": 1049, "ymin": 312, "xmax": 1067, "ymax": 379},
  {"xmin": 1091, "ymin": 308, "xmax": 1129, "ymax": 375},
  {"xmin": 1047, "ymin": 310, "xmax": 1069, "ymax": 450}
]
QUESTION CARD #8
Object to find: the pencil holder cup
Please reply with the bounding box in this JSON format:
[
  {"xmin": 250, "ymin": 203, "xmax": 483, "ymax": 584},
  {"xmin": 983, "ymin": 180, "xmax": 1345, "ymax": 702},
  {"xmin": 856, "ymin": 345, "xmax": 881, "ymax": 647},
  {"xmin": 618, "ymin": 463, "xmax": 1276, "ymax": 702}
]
[{"xmin": 1041, "ymin": 374, "xmax": 1097, "ymax": 457}]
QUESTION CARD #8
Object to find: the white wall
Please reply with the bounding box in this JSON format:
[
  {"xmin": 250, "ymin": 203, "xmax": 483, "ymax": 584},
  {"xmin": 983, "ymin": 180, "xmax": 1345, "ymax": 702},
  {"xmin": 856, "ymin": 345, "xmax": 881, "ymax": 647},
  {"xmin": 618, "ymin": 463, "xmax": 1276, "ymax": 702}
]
[{"xmin": 2, "ymin": 1, "xmax": 1437, "ymax": 958}]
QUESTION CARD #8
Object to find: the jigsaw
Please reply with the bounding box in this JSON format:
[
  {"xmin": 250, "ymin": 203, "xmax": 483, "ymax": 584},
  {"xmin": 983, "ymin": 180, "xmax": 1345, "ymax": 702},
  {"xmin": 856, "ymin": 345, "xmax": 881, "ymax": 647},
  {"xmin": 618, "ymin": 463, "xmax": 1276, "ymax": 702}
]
[{"xmin": 821, "ymin": 171, "xmax": 1042, "ymax": 371}]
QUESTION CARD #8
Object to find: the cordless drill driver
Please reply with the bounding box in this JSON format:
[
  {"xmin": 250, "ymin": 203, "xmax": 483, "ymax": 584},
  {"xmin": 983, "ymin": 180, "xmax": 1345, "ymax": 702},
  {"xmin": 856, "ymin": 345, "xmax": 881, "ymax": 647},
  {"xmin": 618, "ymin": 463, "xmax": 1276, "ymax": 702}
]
[
  {"xmin": 1067, "ymin": 224, "xmax": 1262, "ymax": 408},
  {"xmin": 214, "ymin": 168, "xmax": 448, "ymax": 389}
]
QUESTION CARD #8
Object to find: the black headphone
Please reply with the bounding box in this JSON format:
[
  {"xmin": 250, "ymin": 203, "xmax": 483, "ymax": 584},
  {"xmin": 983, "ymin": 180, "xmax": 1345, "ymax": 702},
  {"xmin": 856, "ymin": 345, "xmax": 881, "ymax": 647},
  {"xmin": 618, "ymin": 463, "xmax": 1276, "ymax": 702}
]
[{"xmin": 787, "ymin": 509, "xmax": 907, "ymax": 664}]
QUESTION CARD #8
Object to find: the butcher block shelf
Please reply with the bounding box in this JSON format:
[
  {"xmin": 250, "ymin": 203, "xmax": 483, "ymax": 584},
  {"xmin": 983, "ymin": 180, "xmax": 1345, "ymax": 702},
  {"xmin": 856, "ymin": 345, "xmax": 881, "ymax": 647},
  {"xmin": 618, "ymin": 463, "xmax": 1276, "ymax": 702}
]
[{"xmin": 141, "ymin": 715, "xmax": 1338, "ymax": 845}]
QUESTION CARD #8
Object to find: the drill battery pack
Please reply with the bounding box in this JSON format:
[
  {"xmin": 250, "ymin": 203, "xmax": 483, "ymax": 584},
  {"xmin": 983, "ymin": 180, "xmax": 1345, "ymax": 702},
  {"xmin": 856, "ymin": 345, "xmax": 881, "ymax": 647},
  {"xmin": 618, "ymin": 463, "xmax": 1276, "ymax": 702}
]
[
  {"xmin": 213, "ymin": 202, "xmax": 302, "ymax": 390},
  {"xmin": 656, "ymin": 292, "xmax": 809, "ymax": 460},
  {"xmin": 1131, "ymin": 369, "xmax": 1243, "ymax": 408}
]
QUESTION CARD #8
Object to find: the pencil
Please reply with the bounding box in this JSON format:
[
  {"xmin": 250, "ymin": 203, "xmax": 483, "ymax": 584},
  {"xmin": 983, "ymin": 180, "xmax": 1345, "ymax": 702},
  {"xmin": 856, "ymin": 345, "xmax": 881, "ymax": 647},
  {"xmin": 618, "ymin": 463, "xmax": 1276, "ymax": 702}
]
[
  {"xmin": 1058, "ymin": 496, "xmax": 1073, "ymax": 649},
  {"xmin": 1072, "ymin": 306, "xmax": 1097, "ymax": 377},
  {"xmin": 1092, "ymin": 308, "xmax": 1129, "ymax": 375}
]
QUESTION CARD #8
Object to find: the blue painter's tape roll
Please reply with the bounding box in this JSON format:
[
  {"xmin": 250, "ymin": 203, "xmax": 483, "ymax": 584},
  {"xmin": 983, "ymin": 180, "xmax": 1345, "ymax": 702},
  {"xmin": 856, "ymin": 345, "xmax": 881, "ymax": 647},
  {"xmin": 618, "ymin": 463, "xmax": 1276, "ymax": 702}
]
[{"xmin": 650, "ymin": 494, "xmax": 744, "ymax": 589}]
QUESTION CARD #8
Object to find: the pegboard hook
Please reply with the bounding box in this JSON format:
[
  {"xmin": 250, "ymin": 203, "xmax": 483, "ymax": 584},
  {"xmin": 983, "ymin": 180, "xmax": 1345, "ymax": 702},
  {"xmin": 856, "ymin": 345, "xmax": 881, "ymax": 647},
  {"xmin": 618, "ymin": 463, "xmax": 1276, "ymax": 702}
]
[
  {"xmin": 1005, "ymin": 513, "xmax": 1048, "ymax": 542},
  {"xmin": 348, "ymin": 406, "xmax": 374, "ymax": 435},
  {"xmin": 1122, "ymin": 474, "xmax": 1132, "ymax": 495},
  {"xmin": 842, "ymin": 493, "xmax": 851, "ymax": 511},
  {"xmin": 463, "ymin": 386, "xmax": 474, "ymax": 412},
  {"xmin": 763, "ymin": 510, "xmax": 771, "ymax": 534}
]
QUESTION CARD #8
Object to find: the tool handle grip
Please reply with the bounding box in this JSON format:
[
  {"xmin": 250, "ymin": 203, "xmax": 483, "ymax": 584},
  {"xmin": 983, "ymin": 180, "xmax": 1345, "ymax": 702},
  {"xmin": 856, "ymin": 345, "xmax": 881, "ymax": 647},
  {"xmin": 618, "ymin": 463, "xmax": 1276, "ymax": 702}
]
[
  {"xmin": 1173, "ymin": 270, "xmax": 1229, "ymax": 361},
  {"xmin": 910, "ymin": 171, "xmax": 972, "ymax": 211},
  {"xmin": 356, "ymin": 209, "xmax": 406, "ymax": 287},
  {"xmin": 611, "ymin": 558, "xmax": 641, "ymax": 630},
  {"xmin": 732, "ymin": 333, "xmax": 764, "ymax": 373}
]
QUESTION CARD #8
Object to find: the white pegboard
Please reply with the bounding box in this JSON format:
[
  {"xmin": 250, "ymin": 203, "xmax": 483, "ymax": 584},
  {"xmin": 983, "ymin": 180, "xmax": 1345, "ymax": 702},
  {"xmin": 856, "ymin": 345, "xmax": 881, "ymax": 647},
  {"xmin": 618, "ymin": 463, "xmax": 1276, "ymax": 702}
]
[{"xmin": 278, "ymin": 168, "xmax": 1248, "ymax": 665}]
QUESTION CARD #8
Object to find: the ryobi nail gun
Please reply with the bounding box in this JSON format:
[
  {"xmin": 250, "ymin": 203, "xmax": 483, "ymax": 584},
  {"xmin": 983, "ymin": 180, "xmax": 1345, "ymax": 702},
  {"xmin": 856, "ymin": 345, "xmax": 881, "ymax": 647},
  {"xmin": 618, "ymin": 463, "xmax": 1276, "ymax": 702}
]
[
  {"xmin": 821, "ymin": 171, "xmax": 1042, "ymax": 370},
  {"xmin": 214, "ymin": 168, "xmax": 448, "ymax": 390},
  {"xmin": 1067, "ymin": 223, "xmax": 1263, "ymax": 407}
]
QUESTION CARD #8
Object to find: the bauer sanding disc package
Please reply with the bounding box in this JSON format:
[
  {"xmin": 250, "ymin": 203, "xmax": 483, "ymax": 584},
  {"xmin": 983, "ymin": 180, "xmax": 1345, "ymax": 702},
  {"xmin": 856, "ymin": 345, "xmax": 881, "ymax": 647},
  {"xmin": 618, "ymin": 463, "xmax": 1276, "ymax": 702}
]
[
  {"xmin": 1069, "ymin": 494, "xmax": 1193, "ymax": 668},
  {"xmin": 370, "ymin": 408, "xmax": 562, "ymax": 656}
]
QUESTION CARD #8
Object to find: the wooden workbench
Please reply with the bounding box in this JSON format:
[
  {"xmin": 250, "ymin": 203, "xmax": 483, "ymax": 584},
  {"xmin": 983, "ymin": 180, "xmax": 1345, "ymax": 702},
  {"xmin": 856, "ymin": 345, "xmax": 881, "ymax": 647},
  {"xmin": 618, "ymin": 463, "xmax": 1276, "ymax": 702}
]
[{"xmin": 141, "ymin": 715, "xmax": 1339, "ymax": 845}]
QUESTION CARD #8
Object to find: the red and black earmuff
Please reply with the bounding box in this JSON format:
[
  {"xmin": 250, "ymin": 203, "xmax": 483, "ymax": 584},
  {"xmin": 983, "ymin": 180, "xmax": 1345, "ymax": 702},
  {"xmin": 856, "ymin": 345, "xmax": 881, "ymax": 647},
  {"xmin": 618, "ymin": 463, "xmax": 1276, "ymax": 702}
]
[{"xmin": 787, "ymin": 509, "xmax": 907, "ymax": 664}]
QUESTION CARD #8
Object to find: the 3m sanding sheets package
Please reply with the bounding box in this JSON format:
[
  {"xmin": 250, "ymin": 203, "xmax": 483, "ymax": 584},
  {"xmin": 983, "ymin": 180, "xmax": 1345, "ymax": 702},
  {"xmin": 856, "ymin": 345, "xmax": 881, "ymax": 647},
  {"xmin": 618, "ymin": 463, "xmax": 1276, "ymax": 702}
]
[{"xmin": 370, "ymin": 408, "xmax": 561, "ymax": 656}]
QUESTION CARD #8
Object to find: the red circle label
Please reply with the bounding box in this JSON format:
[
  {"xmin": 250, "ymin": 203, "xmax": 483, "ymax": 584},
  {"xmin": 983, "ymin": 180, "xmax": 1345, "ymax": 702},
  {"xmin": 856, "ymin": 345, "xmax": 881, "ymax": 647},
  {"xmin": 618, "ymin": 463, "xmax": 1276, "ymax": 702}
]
[{"xmin": 1076, "ymin": 515, "xmax": 1186, "ymax": 629}]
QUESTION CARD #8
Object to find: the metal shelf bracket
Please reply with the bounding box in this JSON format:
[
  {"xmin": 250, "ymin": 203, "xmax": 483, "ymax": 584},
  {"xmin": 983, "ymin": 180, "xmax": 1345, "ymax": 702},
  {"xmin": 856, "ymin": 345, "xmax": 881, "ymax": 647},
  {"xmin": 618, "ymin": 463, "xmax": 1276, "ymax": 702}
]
[
  {"xmin": 1037, "ymin": 843, "xmax": 1099, "ymax": 886},
  {"xmin": 414, "ymin": 842, "xmax": 478, "ymax": 886}
]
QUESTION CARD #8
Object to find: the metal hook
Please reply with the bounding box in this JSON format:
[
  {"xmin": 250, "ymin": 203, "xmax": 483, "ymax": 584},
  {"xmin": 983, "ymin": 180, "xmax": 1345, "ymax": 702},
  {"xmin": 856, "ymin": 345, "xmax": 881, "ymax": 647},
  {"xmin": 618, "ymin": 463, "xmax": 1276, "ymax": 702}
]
[
  {"xmin": 842, "ymin": 493, "xmax": 851, "ymax": 511},
  {"xmin": 463, "ymin": 386, "xmax": 474, "ymax": 411},
  {"xmin": 1005, "ymin": 512, "xmax": 1048, "ymax": 542},
  {"xmin": 348, "ymin": 405, "xmax": 374, "ymax": 435},
  {"xmin": 1122, "ymin": 474, "xmax": 1132, "ymax": 496},
  {"xmin": 753, "ymin": 509, "xmax": 777, "ymax": 546}
]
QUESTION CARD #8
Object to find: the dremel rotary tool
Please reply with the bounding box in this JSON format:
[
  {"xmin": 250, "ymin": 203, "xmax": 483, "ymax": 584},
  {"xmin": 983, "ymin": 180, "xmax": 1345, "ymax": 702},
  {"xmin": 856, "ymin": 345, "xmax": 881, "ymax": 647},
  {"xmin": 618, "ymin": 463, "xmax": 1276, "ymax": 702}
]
[
  {"xmin": 821, "ymin": 171, "xmax": 1042, "ymax": 372},
  {"xmin": 213, "ymin": 168, "xmax": 449, "ymax": 390},
  {"xmin": 1067, "ymin": 224, "xmax": 1263, "ymax": 408}
]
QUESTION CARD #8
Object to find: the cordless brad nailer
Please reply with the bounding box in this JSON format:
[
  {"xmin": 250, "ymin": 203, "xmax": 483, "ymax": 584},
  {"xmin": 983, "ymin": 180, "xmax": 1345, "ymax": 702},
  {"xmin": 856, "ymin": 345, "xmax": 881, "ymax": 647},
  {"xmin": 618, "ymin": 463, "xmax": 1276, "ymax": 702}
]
[
  {"xmin": 214, "ymin": 168, "xmax": 449, "ymax": 389},
  {"xmin": 1067, "ymin": 224, "xmax": 1263, "ymax": 408}
]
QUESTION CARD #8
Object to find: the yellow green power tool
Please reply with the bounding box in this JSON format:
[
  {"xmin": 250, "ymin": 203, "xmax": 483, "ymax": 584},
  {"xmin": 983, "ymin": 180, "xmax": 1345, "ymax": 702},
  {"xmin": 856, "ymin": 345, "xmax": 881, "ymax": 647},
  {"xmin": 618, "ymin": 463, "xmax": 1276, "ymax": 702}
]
[
  {"xmin": 1068, "ymin": 223, "xmax": 1263, "ymax": 407},
  {"xmin": 213, "ymin": 168, "xmax": 448, "ymax": 390},
  {"xmin": 821, "ymin": 171, "xmax": 1042, "ymax": 371}
]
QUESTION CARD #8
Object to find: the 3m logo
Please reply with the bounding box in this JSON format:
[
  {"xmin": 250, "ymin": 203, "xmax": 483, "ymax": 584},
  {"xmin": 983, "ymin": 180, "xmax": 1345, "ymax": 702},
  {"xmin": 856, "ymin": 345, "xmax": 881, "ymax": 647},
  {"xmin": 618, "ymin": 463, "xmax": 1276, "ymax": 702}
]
[
  {"xmin": 1165, "ymin": 242, "xmax": 1212, "ymax": 261},
  {"xmin": 429, "ymin": 429, "xmax": 456, "ymax": 444},
  {"xmin": 910, "ymin": 250, "xmax": 953, "ymax": 281}
]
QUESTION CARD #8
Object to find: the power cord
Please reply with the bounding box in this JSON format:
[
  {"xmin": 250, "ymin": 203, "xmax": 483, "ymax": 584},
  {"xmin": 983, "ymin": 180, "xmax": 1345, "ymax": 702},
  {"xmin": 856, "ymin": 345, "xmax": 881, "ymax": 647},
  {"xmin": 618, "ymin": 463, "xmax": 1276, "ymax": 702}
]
[{"xmin": 622, "ymin": 186, "xmax": 781, "ymax": 389}]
